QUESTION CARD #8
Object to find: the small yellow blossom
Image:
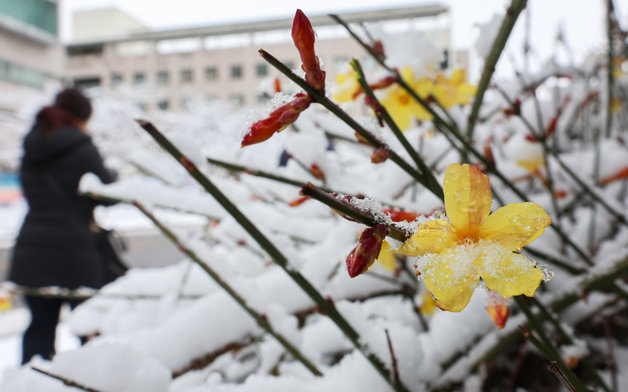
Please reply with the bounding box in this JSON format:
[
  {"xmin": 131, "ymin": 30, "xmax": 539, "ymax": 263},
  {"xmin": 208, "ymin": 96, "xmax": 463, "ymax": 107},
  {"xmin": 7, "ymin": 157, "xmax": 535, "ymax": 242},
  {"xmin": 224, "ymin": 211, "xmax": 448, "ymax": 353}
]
[
  {"xmin": 0, "ymin": 296, "xmax": 12, "ymax": 311},
  {"xmin": 380, "ymin": 67, "xmax": 434, "ymax": 131},
  {"xmin": 398, "ymin": 163, "xmax": 551, "ymax": 312},
  {"xmin": 332, "ymin": 66, "xmax": 361, "ymax": 103},
  {"xmin": 432, "ymin": 69, "xmax": 476, "ymax": 109},
  {"xmin": 513, "ymin": 139, "xmax": 545, "ymax": 173}
]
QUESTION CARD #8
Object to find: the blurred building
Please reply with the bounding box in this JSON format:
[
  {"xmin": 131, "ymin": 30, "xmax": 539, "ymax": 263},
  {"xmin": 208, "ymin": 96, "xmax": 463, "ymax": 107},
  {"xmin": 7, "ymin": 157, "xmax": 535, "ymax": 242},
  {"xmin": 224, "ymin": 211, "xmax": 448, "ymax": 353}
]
[
  {"xmin": 0, "ymin": 0, "xmax": 63, "ymax": 100},
  {"xmin": 65, "ymin": 4, "xmax": 460, "ymax": 111}
]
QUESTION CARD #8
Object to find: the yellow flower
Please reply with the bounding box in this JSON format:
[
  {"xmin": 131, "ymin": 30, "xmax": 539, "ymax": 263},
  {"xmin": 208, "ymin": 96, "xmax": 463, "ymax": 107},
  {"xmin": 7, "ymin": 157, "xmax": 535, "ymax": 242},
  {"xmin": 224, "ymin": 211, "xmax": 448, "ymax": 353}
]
[
  {"xmin": 380, "ymin": 67, "xmax": 433, "ymax": 131},
  {"xmin": 332, "ymin": 66, "xmax": 361, "ymax": 103},
  {"xmin": 398, "ymin": 163, "xmax": 551, "ymax": 312},
  {"xmin": 376, "ymin": 241, "xmax": 397, "ymax": 271},
  {"xmin": 432, "ymin": 69, "xmax": 476, "ymax": 109}
]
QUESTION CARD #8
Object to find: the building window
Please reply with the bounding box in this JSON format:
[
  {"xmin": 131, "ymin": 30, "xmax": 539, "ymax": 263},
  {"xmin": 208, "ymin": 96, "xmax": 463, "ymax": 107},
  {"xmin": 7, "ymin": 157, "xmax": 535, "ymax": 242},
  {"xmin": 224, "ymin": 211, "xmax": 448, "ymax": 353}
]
[
  {"xmin": 230, "ymin": 65, "xmax": 243, "ymax": 79},
  {"xmin": 157, "ymin": 99, "xmax": 169, "ymax": 110},
  {"xmin": 229, "ymin": 94, "xmax": 244, "ymax": 106},
  {"xmin": 256, "ymin": 63, "xmax": 268, "ymax": 77},
  {"xmin": 181, "ymin": 68, "xmax": 194, "ymax": 83},
  {"xmin": 205, "ymin": 66, "xmax": 218, "ymax": 81},
  {"xmin": 157, "ymin": 70, "xmax": 169, "ymax": 85},
  {"xmin": 111, "ymin": 73, "xmax": 123, "ymax": 87},
  {"xmin": 256, "ymin": 93, "xmax": 268, "ymax": 104},
  {"xmin": 133, "ymin": 72, "xmax": 145, "ymax": 85},
  {"xmin": 73, "ymin": 77, "xmax": 101, "ymax": 89}
]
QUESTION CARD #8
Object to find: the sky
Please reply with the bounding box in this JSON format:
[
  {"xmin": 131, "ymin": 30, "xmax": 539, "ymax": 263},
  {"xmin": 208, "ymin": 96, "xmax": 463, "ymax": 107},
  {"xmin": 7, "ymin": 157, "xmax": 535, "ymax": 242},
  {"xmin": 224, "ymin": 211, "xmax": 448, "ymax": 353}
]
[{"xmin": 59, "ymin": 0, "xmax": 626, "ymax": 76}]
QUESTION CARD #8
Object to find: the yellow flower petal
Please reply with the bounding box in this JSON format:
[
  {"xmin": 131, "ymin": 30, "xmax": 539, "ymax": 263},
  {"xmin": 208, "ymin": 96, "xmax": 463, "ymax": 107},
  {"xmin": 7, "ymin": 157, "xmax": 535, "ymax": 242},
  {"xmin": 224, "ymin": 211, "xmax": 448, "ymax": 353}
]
[
  {"xmin": 421, "ymin": 249, "xmax": 479, "ymax": 312},
  {"xmin": 419, "ymin": 290, "xmax": 438, "ymax": 316},
  {"xmin": 414, "ymin": 77, "xmax": 433, "ymax": 99},
  {"xmin": 432, "ymin": 84, "xmax": 456, "ymax": 109},
  {"xmin": 479, "ymin": 202, "xmax": 552, "ymax": 251},
  {"xmin": 449, "ymin": 69, "xmax": 466, "ymax": 86},
  {"xmin": 481, "ymin": 251, "xmax": 544, "ymax": 298},
  {"xmin": 454, "ymin": 83, "xmax": 476, "ymax": 106},
  {"xmin": 376, "ymin": 241, "xmax": 397, "ymax": 270},
  {"xmin": 444, "ymin": 163, "xmax": 492, "ymax": 238},
  {"xmin": 397, "ymin": 219, "xmax": 456, "ymax": 257}
]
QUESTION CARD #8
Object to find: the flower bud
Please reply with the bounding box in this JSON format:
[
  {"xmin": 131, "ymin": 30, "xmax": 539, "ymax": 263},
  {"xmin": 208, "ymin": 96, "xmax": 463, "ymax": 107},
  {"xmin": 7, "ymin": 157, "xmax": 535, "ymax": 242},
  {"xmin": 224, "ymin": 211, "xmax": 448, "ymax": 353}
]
[
  {"xmin": 370, "ymin": 147, "xmax": 390, "ymax": 163},
  {"xmin": 288, "ymin": 196, "xmax": 310, "ymax": 207},
  {"xmin": 292, "ymin": 9, "xmax": 326, "ymax": 92},
  {"xmin": 346, "ymin": 224, "xmax": 388, "ymax": 278},
  {"xmin": 310, "ymin": 163, "xmax": 326, "ymax": 181},
  {"xmin": 370, "ymin": 40, "xmax": 386, "ymax": 61},
  {"xmin": 241, "ymin": 93, "xmax": 312, "ymax": 147},
  {"xmin": 382, "ymin": 208, "xmax": 419, "ymax": 222},
  {"xmin": 486, "ymin": 291, "xmax": 509, "ymax": 329}
]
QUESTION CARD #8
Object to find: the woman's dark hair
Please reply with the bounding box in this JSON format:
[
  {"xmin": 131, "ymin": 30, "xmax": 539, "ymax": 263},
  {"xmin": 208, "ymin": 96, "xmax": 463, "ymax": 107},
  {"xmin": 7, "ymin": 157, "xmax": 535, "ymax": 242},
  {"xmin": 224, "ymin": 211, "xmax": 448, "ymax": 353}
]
[{"xmin": 36, "ymin": 88, "xmax": 92, "ymax": 136}]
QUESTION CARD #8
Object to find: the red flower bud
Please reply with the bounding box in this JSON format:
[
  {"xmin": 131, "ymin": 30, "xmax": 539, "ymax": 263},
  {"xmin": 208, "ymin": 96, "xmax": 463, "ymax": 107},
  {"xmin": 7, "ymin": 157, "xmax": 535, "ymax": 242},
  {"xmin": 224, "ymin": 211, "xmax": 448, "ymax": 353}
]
[
  {"xmin": 354, "ymin": 132, "xmax": 371, "ymax": 146},
  {"xmin": 382, "ymin": 208, "xmax": 419, "ymax": 222},
  {"xmin": 486, "ymin": 291, "xmax": 509, "ymax": 329},
  {"xmin": 370, "ymin": 147, "xmax": 390, "ymax": 163},
  {"xmin": 599, "ymin": 166, "xmax": 628, "ymax": 186},
  {"xmin": 553, "ymin": 189, "xmax": 568, "ymax": 199},
  {"xmin": 309, "ymin": 163, "xmax": 326, "ymax": 181},
  {"xmin": 346, "ymin": 224, "xmax": 388, "ymax": 278},
  {"xmin": 288, "ymin": 195, "xmax": 310, "ymax": 207},
  {"xmin": 370, "ymin": 40, "xmax": 386, "ymax": 61},
  {"xmin": 241, "ymin": 93, "xmax": 312, "ymax": 147},
  {"xmin": 484, "ymin": 144, "xmax": 495, "ymax": 167},
  {"xmin": 546, "ymin": 116, "xmax": 558, "ymax": 137},
  {"xmin": 273, "ymin": 77, "xmax": 282, "ymax": 93},
  {"xmin": 292, "ymin": 9, "xmax": 326, "ymax": 92}
]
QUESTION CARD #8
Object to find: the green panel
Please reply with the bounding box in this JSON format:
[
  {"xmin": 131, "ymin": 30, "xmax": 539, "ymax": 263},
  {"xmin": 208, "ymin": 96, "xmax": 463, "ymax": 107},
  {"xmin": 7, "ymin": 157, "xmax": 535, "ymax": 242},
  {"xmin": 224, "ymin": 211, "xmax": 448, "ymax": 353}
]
[
  {"xmin": 0, "ymin": 0, "xmax": 58, "ymax": 36},
  {"xmin": 0, "ymin": 58, "xmax": 47, "ymax": 89}
]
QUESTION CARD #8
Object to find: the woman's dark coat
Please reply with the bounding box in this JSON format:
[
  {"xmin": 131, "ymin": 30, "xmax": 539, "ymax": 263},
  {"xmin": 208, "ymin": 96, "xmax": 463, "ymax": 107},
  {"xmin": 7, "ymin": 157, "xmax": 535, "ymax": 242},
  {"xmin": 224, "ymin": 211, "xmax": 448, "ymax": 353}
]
[{"xmin": 9, "ymin": 124, "xmax": 115, "ymax": 289}]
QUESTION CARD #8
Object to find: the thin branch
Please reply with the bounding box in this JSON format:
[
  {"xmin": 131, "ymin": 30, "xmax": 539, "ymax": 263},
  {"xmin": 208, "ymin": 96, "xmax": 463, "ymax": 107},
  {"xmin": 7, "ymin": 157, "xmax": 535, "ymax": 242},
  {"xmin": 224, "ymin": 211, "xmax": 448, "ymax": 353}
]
[
  {"xmin": 31, "ymin": 367, "xmax": 101, "ymax": 392},
  {"xmin": 384, "ymin": 329, "xmax": 401, "ymax": 388},
  {"xmin": 350, "ymin": 58, "xmax": 444, "ymax": 199},
  {"xmin": 138, "ymin": 120, "xmax": 410, "ymax": 392},
  {"xmin": 548, "ymin": 361, "xmax": 580, "ymax": 392},
  {"xmin": 300, "ymin": 183, "xmax": 411, "ymax": 242},
  {"xmin": 259, "ymin": 49, "xmax": 435, "ymax": 202},
  {"xmin": 467, "ymin": 0, "xmax": 528, "ymax": 141},
  {"xmin": 131, "ymin": 200, "xmax": 322, "ymax": 376}
]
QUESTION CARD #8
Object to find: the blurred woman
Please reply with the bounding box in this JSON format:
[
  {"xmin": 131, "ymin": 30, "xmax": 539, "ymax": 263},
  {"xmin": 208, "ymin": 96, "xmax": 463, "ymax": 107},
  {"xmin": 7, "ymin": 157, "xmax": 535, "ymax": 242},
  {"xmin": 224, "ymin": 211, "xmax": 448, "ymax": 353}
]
[{"xmin": 9, "ymin": 88, "xmax": 115, "ymax": 364}]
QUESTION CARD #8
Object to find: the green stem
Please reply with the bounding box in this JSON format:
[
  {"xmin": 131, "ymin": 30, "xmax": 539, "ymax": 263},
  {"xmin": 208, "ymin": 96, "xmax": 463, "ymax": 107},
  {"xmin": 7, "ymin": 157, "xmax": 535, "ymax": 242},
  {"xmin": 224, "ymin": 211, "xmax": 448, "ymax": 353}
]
[
  {"xmin": 516, "ymin": 298, "xmax": 591, "ymax": 392},
  {"xmin": 301, "ymin": 183, "xmax": 411, "ymax": 242},
  {"xmin": 31, "ymin": 367, "xmax": 101, "ymax": 392},
  {"xmin": 328, "ymin": 13, "xmax": 457, "ymax": 137},
  {"xmin": 466, "ymin": 0, "xmax": 528, "ymax": 141},
  {"xmin": 259, "ymin": 50, "xmax": 435, "ymax": 202},
  {"xmin": 553, "ymin": 155, "xmax": 628, "ymax": 227},
  {"xmin": 132, "ymin": 200, "xmax": 322, "ymax": 376},
  {"xmin": 530, "ymin": 298, "xmax": 611, "ymax": 392},
  {"xmin": 350, "ymin": 59, "xmax": 444, "ymax": 199},
  {"xmin": 524, "ymin": 246, "xmax": 585, "ymax": 275},
  {"xmin": 606, "ymin": 0, "xmax": 615, "ymax": 138},
  {"xmin": 207, "ymin": 157, "xmax": 332, "ymax": 193},
  {"xmin": 138, "ymin": 120, "xmax": 409, "ymax": 392}
]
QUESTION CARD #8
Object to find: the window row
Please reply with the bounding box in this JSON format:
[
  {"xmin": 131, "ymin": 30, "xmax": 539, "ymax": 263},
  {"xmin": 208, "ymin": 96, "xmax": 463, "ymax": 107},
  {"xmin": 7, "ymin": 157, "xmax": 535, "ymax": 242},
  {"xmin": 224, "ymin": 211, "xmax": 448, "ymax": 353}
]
[{"xmin": 111, "ymin": 62, "xmax": 281, "ymax": 87}]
